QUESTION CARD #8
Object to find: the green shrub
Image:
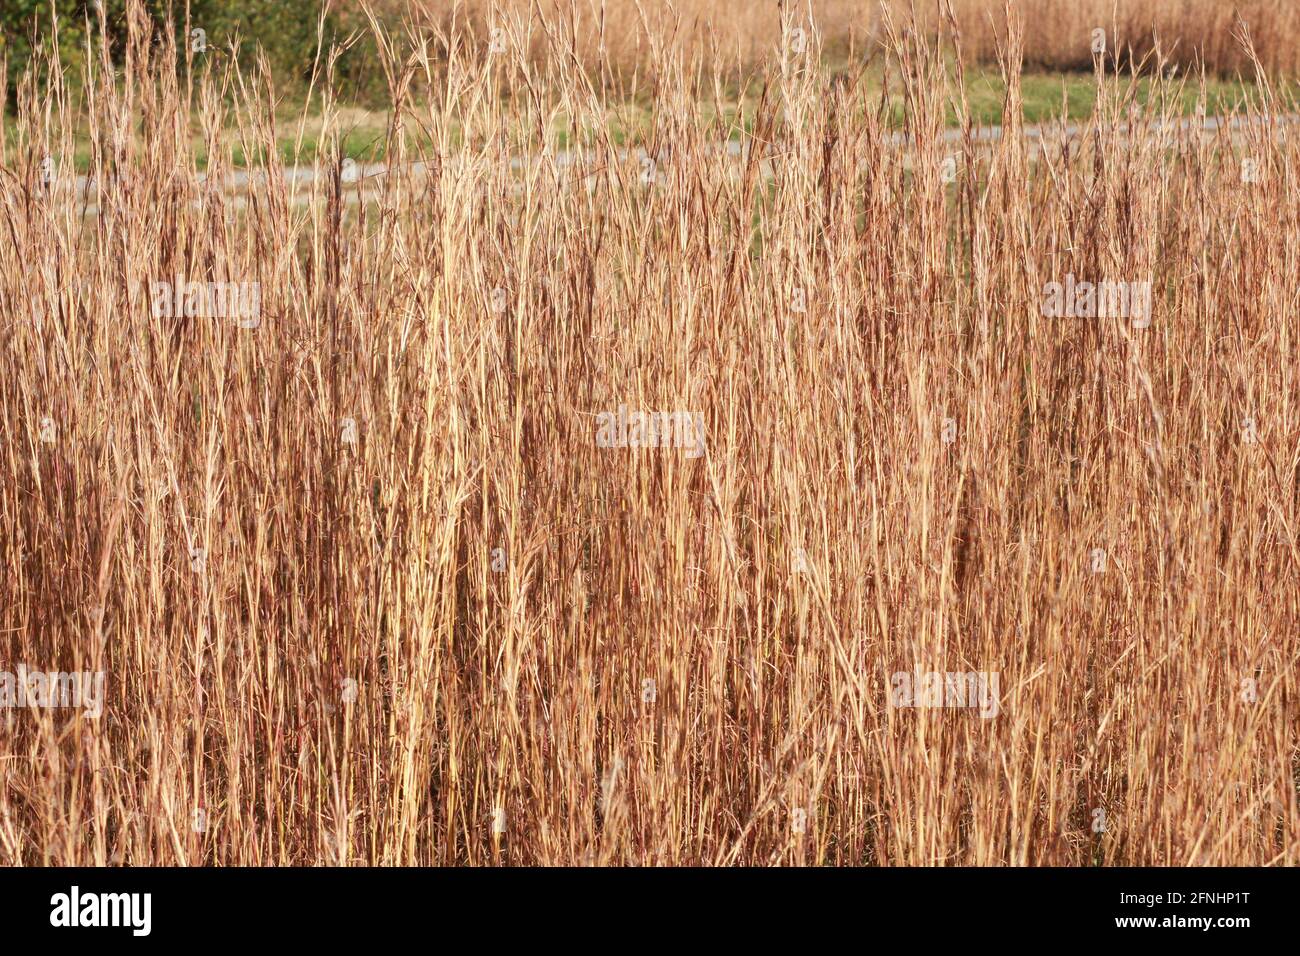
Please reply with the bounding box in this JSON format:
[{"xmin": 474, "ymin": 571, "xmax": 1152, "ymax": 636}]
[{"xmin": 2, "ymin": 1, "xmax": 370, "ymax": 108}]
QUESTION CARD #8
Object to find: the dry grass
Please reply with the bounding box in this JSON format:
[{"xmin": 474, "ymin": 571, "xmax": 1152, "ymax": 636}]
[
  {"xmin": 0, "ymin": 1, "xmax": 1297, "ymax": 866},
  {"xmin": 945, "ymin": 0, "xmax": 1300, "ymax": 76},
  {"xmin": 404, "ymin": 0, "xmax": 1300, "ymax": 77}
]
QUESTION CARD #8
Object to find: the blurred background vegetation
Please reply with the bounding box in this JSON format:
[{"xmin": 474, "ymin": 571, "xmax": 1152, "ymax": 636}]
[
  {"xmin": 2, "ymin": 2, "xmax": 1295, "ymax": 170},
  {"xmin": 1, "ymin": 0, "xmax": 374, "ymax": 108},
  {"xmin": 6, "ymin": 1, "xmax": 1299, "ymax": 114}
]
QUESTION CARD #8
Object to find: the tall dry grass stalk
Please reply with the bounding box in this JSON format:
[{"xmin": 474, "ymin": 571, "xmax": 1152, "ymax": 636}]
[{"xmin": 0, "ymin": 1, "xmax": 1296, "ymax": 865}]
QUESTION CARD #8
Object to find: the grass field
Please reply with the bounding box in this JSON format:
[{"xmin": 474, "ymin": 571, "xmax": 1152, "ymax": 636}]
[
  {"xmin": 428, "ymin": 0, "xmax": 1300, "ymax": 76},
  {"xmin": 6, "ymin": 64, "xmax": 1283, "ymax": 173},
  {"xmin": 0, "ymin": 1, "xmax": 1296, "ymax": 866}
]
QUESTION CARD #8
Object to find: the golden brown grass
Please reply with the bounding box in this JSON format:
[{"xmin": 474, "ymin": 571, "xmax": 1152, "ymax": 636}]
[
  {"xmin": 0, "ymin": 1, "xmax": 1296, "ymax": 866},
  {"xmin": 407, "ymin": 0, "xmax": 1300, "ymax": 77},
  {"xmin": 945, "ymin": 0, "xmax": 1300, "ymax": 76}
]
